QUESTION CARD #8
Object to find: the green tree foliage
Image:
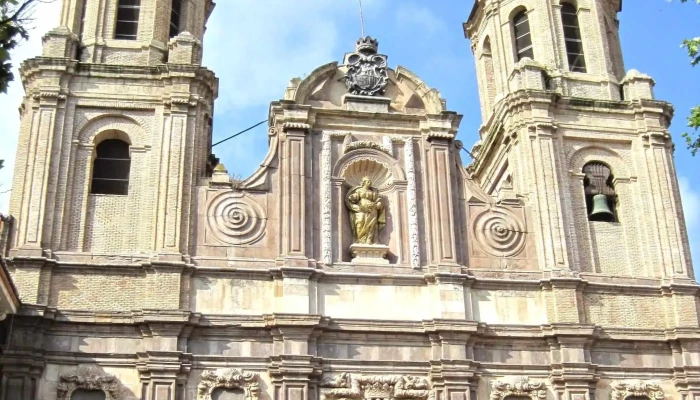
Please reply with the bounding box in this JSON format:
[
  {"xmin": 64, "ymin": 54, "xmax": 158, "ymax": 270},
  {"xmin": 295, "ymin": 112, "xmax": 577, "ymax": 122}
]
[
  {"xmin": 679, "ymin": 0, "xmax": 700, "ymax": 154},
  {"xmin": 0, "ymin": 0, "xmax": 37, "ymax": 94}
]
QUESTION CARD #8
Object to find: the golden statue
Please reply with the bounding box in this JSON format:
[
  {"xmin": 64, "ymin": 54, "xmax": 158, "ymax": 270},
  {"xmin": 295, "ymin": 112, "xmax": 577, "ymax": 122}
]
[{"xmin": 345, "ymin": 176, "xmax": 386, "ymax": 244}]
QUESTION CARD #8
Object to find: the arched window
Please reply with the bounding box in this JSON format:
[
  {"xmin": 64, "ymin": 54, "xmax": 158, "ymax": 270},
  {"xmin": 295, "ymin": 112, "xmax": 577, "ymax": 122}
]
[
  {"xmin": 115, "ymin": 0, "xmax": 140, "ymax": 40},
  {"xmin": 169, "ymin": 0, "xmax": 183, "ymax": 38},
  {"xmin": 91, "ymin": 139, "xmax": 131, "ymax": 195},
  {"xmin": 482, "ymin": 37, "xmax": 497, "ymax": 111},
  {"xmin": 513, "ymin": 10, "xmax": 534, "ymax": 61},
  {"xmin": 583, "ymin": 162, "xmax": 617, "ymax": 222},
  {"xmin": 561, "ymin": 3, "xmax": 587, "ymax": 72}
]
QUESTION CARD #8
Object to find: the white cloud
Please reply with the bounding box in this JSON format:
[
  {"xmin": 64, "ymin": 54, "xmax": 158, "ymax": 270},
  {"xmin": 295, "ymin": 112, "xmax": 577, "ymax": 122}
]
[{"xmin": 0, "ymin": 0, "xmax": 62, "ymax": 213}]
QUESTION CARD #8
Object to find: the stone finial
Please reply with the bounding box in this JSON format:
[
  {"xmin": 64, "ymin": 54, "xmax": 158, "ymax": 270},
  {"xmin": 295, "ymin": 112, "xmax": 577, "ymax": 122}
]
[
  {"xmin": 41, "ymin": 26, "xmax": 79, "ymax": 59},
  {"xmin": 508, "ymin": 59, "xmax": 547, "ymax": 92},
  {"xmin": 620, "ymin": 69, "xmax": 655, "ymax": 100},
  {"xmin": 211, "ymin": 162, "xmax": 230, "ymax": 184},
  {"xmin": 168, "ymin": 31, "xmax": 202, "ymax": 65}
]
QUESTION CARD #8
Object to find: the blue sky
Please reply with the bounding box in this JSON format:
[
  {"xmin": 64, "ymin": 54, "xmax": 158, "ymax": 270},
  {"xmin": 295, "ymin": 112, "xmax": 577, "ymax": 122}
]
[{"xmin": 1, "ymin": 0, "xmax": 699, "ymax": 274}]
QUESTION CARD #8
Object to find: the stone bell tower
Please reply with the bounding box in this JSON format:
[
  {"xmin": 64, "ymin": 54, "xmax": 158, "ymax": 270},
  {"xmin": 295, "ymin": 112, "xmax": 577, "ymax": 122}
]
[
  {"xmin": 4, "ymin": 0, "xmax": 217, "ymax": 397},
  {"xmin": 465, "ymin": 0, "xmax": 699, "ymax": 399},
  {"xmin": 8, "ymin": 0, "xmax": 217, "ymax": 259}
]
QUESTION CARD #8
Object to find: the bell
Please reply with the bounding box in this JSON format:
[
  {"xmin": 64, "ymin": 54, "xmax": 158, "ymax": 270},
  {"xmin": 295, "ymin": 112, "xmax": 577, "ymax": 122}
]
[{"xmin": 589, "ymin": 193, "xmax": 615, "ymax": 222}]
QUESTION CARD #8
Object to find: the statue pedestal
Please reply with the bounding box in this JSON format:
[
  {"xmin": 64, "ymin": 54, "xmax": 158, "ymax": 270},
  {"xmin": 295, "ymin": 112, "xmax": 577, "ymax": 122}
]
[
  {"xmin": 343, "ymin": 94, "xmax": 391, "ymax": 113},
  {"xmin": 350, "ymin": 243, "xmax": 390, "ymax": 264}
]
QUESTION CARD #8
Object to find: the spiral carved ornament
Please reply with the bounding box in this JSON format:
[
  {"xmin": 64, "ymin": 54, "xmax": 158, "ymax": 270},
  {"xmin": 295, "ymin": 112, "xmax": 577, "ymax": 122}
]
[
  {"xmin": 473, "ymin": 207, "xmax": 526, "ymax": 257},
  {"xmin": 207, "ymin": 192, "xmax": 267, "ymax": 245}
]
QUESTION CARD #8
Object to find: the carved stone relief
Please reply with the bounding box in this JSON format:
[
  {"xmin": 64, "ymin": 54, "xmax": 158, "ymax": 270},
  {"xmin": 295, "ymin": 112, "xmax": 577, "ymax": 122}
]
[
  {"xmin": 402, "ymin": 137, "xmax": 421, "ymax": 269},
  {"xmin": 472, "ymin": 206, "xmax": 526, "ymax": 257},
  {"xmin": 342, "ymin": 158, "xmax": 394, "ymax": 191},
  {"xmin": 321, "ymin": 373, "xmax": 434, "ymax": 400},
  {"xmin": 343, "ymin": 37, "xmax": 389, "ymax": 96},
  {"xmin": 197, "ymin": 368, "xmax": 260, "ymax": 400},
  {"xmin": 56, "ymin": 365, "xmax": 122, "ymax": 400},
  {"xmin": 610, "ymin": 380, "xmax": 664, "ymax": 400},
  {"xmin": 489, "ymin": 377, "xmax": 547, "ymax": 400},
  {"xmin": 206, "ymin": 192, "xmax": 267, "ymax": 245}
]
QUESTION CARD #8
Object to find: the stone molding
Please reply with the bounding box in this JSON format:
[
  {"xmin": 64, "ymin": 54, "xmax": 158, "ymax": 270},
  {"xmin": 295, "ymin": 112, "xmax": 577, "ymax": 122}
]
[
  {"xmin": 321, "ymin": 373, "xmax": 434, "ymax": 400},
  {"xmin": 490, "ymin": 377, "xmax": 547, "ymax": 400},
  {"xmin": 56, "ymin": 365, "xmax": 121, "ymax": 400},
  {"xmin": 197, "ymin": 368, "xmax": 260, "ymax": 400},
  {"xmin": 610, "ymin": 380, "xmax": 664, "ymax": 400}
]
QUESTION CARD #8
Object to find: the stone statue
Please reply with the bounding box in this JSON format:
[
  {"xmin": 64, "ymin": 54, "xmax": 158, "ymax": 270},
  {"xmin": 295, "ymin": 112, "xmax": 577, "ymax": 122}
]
[{"xmin": 345, "ymin": 176, "xmax": 386, "ymax": 244}]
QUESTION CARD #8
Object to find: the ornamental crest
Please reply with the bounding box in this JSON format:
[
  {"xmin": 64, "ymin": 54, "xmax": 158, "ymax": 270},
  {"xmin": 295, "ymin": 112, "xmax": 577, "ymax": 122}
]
[
  {"xmin": 490, "ymin": 377, "xmax": 547, "ymax": 400},
  {"xmin": 197, "ymin": 368, "xmax": 260, "ymax": 400},
  {"xmin": 56, "ymin": 365, "xmax": 122, "ymax": 400},
  {"xmin": 343, "ymin": 36, "xmax": 389, "ymax": 96},
  {"xmin": 611, "ymin": 380, "xmax": 664, "ymax": 400},
  {"xmin": 321, "ymin": 373, "xmax": 435, "ymax": 400}
]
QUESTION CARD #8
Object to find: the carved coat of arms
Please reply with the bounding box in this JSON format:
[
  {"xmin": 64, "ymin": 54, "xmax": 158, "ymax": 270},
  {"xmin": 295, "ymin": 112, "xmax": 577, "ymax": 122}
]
[{"xmin": 344, "ymin": 36, "xmax": 389, "ymax": 96}]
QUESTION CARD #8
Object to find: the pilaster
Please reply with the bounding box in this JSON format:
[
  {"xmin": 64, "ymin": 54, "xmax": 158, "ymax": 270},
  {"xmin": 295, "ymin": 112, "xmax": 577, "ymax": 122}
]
[
  {"xmin": 0, "ymin": 352, "xmax": 44, "ymax": 400},
  {"xmin": 272, "ymin": 104, "xmax": 314, "ymax": 267},
  {"xmin": 135, "ymin": 310, "xmax": 197, "ymax": 400},
  {"xmin": 421, "ymin": 112, "xmax": 462, "ymax": 268},
  {"xmin": 544, "ymin": 325, "xmax": 597, "ymax": 400}
]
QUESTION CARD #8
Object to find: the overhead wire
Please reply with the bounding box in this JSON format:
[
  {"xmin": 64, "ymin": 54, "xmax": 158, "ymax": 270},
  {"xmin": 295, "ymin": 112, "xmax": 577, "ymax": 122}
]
[{"xmin": 212, "ymin": 119, "xmax": 267, "ymax": 147}]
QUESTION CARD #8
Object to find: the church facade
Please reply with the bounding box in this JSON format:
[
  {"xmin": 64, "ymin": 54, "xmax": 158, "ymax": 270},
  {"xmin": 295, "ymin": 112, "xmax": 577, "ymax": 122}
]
[{"xmin": 2, "ymin": 0, "xmax": 700, "ymax": 399}]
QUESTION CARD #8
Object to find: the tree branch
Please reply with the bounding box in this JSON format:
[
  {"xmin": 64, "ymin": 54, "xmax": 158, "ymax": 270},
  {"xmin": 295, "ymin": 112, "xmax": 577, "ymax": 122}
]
[{"xmin": 0, "ymin": 0, "xmax": 38, "ymax": 27}]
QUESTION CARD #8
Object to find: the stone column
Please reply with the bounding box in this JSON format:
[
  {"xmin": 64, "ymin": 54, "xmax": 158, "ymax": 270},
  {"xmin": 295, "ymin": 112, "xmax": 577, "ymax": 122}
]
[
  {"xmin": 544, "ymin": 325, "xmax": 597, "ymax": 400},
  {"xmin": 154, "ymin": 96, "xmax": 195, "ymax": 259},
  {"xmin": 278, "ymin": 117, "xmax": 313, "ymax": 267},
  {"xmin": 520, "ymin": 122, "xmax": 571, "ymax": 271},
  {"xmin": 422, "ymin": 113, "xmax": 461, "ymax": 268},
  {"xmin": 0, "ymin": 353, "xmax": 43, "ymax": 400},
  {"xmin": 639, "ymin": 131, "xmax": 692, "ymax": 278},
  {"xmin": 135, "ymin": 311, "xmax": 197, "ymax": 400},
  {"xmin": 266, "ymin": 315, "xmax": 323, "ymax": 400}
]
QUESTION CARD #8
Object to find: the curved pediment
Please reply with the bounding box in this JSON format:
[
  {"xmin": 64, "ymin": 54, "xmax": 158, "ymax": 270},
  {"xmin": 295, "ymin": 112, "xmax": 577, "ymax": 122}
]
[{"xmin": 284, "ymin": 63, "xmax": 445, "ymax": 115}]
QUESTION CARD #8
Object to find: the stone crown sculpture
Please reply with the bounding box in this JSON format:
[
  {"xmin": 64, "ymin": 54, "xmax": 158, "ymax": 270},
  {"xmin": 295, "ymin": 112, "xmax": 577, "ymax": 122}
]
[{"xmin": 344, "ymin": 36, "xmax": 389, "ymax": 96}]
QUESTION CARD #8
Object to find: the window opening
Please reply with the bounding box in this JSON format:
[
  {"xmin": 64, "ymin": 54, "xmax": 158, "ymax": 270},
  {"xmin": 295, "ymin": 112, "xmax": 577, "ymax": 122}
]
[
  {"xmin": 169, "ymin": 0, "xmax": 182, "ymax": 38},
  {"xmin": 583, "ymin": 162, "xmax": 617, "ymax": 222},
  {"xmin": 91, "ymin": 139, "xmax": 131, "ymax": 195},
  {"xmin": 115, "ymin": 0, "xmax": 140, "ymax": 40},
  {"xmin": 513, "ymin": 10, "xmax": 534, "ymax": 61},
  {"xmin": 561, "ymin": 3, "xmax": 587, "ymax": 72}
]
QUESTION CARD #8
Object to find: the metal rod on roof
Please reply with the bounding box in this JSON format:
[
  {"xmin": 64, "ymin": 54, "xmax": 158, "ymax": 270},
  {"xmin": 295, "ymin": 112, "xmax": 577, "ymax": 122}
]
[{"xmin": 357, "ymin": 0, "xmax": 365, "ymax": 37}]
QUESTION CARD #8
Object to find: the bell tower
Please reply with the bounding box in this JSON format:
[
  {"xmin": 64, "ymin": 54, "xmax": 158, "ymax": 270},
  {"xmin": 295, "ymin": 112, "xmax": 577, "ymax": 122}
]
[
  {"xmin": 8, "ymin": 0, "xmax": 218, "ymax": 260},
  {"xmin": 464, "ymin": 1, "xmax": 698, "ymax": 399}
]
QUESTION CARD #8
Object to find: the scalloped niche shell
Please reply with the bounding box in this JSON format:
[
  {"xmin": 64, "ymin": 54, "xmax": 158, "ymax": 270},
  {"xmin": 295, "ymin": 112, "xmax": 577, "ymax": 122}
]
[{"xmin": 341, "ymin": 158, "xmax": 393, "ymax": 190}]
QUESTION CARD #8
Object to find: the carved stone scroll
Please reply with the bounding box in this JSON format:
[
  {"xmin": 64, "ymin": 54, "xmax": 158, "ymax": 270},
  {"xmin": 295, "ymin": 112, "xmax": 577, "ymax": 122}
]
[
  {"xmin": 197, "ymin": 368, "xmax": 260, "ymax": 400},
  {"xmin": 56, "ymin": 365, "xmax": 121, "ymax": 400},
  {"xmin": 490, "ymin": 377, "xmax": 547, "ymax": 400},
  {"xmin": 611, "ymin": 380, "xmax": 664, "ymax": 400},
  {"xmin": 207, "ymin": 192, "xmax": 267, "ymax": 245},
  {"xmin": 321, "ymin": 373, "xmax": 434, "ymax": 400}
]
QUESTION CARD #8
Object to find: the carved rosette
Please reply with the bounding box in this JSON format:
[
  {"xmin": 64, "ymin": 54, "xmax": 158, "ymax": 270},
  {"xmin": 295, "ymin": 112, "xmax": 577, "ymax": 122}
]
[
  {"xmin": 490, "ymin": 377, "xmax": 547, "ymax": 400},
  {"xmin": 321, "ymin": 373, "xmax": 435, "ymax": 400},
  {"xmin": 56, "ymin": 365, "xmax": 121, "ymax": 400},
  {"xmin": 197, "ymin": 368, "xmax": 260, "ymax": 400},
  {"xmin": 611, "ymin": 380, "xmax": 664, "ymax": 400},
  {"xmin": 207, "ymin": 192, "xmax": 267, "ymax": 245},
  {"xmin": 473, "ymin": 207, "xmax": 526, "ymax": 257}
]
